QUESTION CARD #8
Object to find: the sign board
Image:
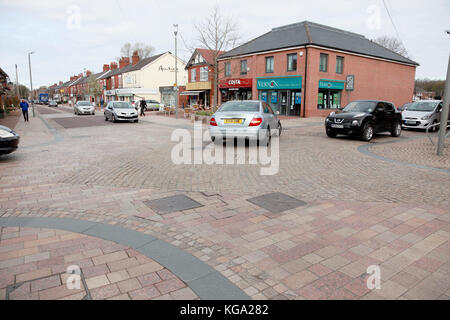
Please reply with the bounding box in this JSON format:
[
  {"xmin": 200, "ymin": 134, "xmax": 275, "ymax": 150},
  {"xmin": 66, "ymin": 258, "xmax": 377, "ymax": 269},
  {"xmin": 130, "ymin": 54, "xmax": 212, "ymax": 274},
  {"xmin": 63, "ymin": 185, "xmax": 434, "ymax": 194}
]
[
  {"xmin": 346, "ymin": 75, "xmax": 354, "ymax": 91},
  {"xmin": 319, "ymin": 79, "xmax": 345, "ymax": 90},
  {"xmin": 219, "ymin": 78, "xmax": 252, "ymax": 89},
  {"xmin": 257, "ymin": 76, "xmax": 302, "ymax": 90}
]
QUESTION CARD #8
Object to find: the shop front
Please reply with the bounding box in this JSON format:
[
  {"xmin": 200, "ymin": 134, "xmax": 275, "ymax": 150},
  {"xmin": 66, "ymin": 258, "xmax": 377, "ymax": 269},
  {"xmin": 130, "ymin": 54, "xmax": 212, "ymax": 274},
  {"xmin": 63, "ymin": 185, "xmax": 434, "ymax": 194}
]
[
  {"xmin": 257, "ymin": 76, "xmax": 302, "ymax": 116},
  {"xmin": 317, "ymin": 79, "xmax": 345, "ymax": 110},
  {"xmin": 219, "ymin": 78, "xmax": 252, "ymax": 103},
  {"xmin": 159, "ymin": 86, "xmax": 177, "ymax": 107},
  {"xmin": 184, "ymin": 81, "xmax": 212, "ymax": 109},
  {"xmin": 105, "ymin": 90, "xmax": 116, "ymax": 102}
]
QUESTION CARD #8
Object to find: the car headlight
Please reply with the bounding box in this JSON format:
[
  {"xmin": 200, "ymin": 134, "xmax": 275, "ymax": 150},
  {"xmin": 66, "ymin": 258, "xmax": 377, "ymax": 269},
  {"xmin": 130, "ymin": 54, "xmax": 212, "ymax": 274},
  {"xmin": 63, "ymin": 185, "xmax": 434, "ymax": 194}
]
[
  {"xmin": 329, "ymin": 112, "xmax": 335, "ymax": 116},
  {"xmin": 351, "ymin": 120, "xmax": 359, "ymax": 126},
  {"xmin": 421, "ymin": 114, "xmax": 432, "ymax": 120},
  {"xmin": 0, "ymin": 129, "xmax": 14, "ymax": 138},
  {"xmin": 325, "ymin": 118, "xmax": 331, "ymax": 123}
]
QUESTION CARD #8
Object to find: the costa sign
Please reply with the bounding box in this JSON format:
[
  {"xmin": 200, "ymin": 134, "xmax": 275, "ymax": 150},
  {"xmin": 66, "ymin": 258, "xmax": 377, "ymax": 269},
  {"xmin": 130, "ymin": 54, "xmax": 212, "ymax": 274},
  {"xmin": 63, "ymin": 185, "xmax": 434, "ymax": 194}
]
[{"xmin": 219, "ymin": 78, "xmax": 252, "ymax": 89}]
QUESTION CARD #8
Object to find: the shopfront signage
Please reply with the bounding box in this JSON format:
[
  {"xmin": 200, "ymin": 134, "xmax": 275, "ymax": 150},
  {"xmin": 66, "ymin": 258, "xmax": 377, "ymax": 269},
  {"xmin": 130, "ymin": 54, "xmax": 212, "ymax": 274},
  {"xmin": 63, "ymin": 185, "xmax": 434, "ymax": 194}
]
[
  {"xmin": 105, "ymin": 90, "xmax": 116, "ymax": 96},
  {"xmin": 219, "ymin": 78, "xmax": 252, "ymax": 89},
  {"xmin": 158, "ymin": 66, "xmax": 177, "ymax": 72},
  {"xmin": 318, "ymin": 79, "xmax": 345, "ymax": 90},
  {"xmin": 257, "ymin": 76, "xmax": 302, "ymax": 90}
]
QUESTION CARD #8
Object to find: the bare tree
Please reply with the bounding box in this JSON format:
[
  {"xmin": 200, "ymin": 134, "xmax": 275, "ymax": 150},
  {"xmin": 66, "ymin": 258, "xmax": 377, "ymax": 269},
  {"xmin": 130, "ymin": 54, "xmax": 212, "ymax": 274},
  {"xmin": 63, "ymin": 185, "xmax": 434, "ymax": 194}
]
[
  {"xmin": 88, "ymin": 75, "xmax": 103, "ymax": 105},
  {"xmin": 373, "ymin": 36, "xmax": 409, "ymax": 58},
  {"xmin": 194, "ymin": 6, "xmax": 239, "ymax": 110},
  {"xmin": 118, "ymin": 42, "xmax": 155, "ymax": 61}
]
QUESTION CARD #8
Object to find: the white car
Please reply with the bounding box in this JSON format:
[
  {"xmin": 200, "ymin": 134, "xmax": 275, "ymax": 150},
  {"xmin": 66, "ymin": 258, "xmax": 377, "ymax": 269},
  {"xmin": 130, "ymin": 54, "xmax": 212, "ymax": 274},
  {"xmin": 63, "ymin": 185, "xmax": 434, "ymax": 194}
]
[
  {"xmin": 74, "ymin": 101, "xmax": 95, "ymax": 115},
  {"xmin": 133, "ymin": 99, "xmax": 164, "ymax": 111},
  {"xmin": 401, "ymin": 100, "xmax": 442, "ymax": 132},
  {"xmin": 104, "ymin": 101, "xmax": 138, "ymax": 122}
]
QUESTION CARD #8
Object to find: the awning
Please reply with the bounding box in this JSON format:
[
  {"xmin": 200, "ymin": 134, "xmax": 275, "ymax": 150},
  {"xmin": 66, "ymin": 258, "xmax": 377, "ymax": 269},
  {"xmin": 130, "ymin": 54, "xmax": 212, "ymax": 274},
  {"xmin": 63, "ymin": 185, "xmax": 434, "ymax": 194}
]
[{"xmin": 180, "ymin": 90, "xmax": 204, "ymax": 96}]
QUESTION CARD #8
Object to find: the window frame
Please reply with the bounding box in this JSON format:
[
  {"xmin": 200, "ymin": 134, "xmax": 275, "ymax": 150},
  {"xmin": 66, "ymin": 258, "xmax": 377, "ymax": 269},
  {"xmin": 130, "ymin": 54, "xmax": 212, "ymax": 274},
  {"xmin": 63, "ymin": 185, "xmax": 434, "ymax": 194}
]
[
  {"xmin": 265, "ymin": 56, "xmax": 274, "ymax": 73},
  {"xmin": 287, "ymin": 53, "xmax": 297, "ymax": 72},
  {"xmin": 200, "ymin": 66, "xmax": 208, "ymax": 82},
  {"xmin": 240, "ymin": 60, "xmax": 247, "ymax": 75},
  {"xmin": 319, "ymin": 53, "xmax": 328, "ymax": 72},
  {"xmin": 191, "ymin": 68, "xmax": 197, "ymax": 82},
  {"xmin": 225, "ymin": 62, "xmax": 231, "ymax": 77},
  {"xmin": 336, "ymin": 56, "xmax": 344, "ymax": 74}
]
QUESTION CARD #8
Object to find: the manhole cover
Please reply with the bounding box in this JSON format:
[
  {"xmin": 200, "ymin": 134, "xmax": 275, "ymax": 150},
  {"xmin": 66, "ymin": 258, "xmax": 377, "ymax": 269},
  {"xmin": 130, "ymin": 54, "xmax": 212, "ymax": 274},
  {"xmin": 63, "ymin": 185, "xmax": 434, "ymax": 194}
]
[
  {"xmin": 247, "ymin": 192, "xmax": 306, "ymax": 213},
  {"xmin": 144, "ymin": 194, "xmax": 203, "ymax": 214}
]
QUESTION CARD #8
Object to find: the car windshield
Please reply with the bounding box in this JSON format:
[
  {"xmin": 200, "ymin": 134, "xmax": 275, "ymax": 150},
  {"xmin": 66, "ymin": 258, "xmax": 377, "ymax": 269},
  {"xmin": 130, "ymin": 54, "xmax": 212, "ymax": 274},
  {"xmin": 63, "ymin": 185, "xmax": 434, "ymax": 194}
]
[
  {"xmin": 406, "ymin": 101, "xmax": 438, "ymax": 112},
  {"xmin": 401, "ymin": 103, "xmax": 413, "ymax": 109},
  {"xmin": 342, "ymin": 101, "xmax": 377, "ymax": 113},
  {"xmin": 112, "ymin": 102, "xmax": 133, "ymax": 109},
  {"xmin": 218, "ymin": 101, "xmax": 260, "ymax": 112},
  {"xmin": 78, "ymin": 101, "xmax": 91, "ymax": 106}
]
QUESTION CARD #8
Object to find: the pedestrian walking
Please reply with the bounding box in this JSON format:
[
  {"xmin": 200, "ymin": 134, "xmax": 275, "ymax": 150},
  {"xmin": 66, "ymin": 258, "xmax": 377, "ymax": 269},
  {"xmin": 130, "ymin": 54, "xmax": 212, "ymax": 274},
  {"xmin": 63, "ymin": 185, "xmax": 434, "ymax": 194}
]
[
  {"xmin": 19, "ymin": 99, "xmax": 29, "ymax": 122},
  {"xmin": 140, "ymin": 99, "xmax": 147, "ymax": 117}
]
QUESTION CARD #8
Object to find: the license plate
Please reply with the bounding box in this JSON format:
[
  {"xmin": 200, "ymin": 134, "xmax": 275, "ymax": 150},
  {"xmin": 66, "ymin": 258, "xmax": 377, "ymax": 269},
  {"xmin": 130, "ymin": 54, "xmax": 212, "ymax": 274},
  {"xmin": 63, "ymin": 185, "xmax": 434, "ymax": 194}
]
[
  {"xmin": 224, "ymin": 119, "xmax": 243, "ymax": 124},
  {"xmin": 331, "ymin": 124, "xmax": 344, "ymax": 129},
  {"xmin": 405, "ymin": 120, "xmax": 415, "ymax": 124}
]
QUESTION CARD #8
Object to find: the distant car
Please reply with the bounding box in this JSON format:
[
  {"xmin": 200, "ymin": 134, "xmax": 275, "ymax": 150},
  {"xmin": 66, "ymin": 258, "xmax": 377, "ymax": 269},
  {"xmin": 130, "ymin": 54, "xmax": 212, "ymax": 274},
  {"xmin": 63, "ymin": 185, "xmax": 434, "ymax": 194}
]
[
  {"xmin": 402, "ymin": 100, "xmax": 442, "ymax": 132},
  {"xmin": 325, "ymin": 100, "xmax": 402, "ymax": 141},
  {"xmin": 398, "ymin": 102, "xmax": 413, "ymax": 112},
  {"xmin": 208, "ymin": 100, "xmax": 281, "ymax": 145},
  {"xmin": 134, "ymin": 99, "xmax": 164, "ymax": 111},
  {"xmin": 48, "ymin": 100, "xmax": 58, "ymax": 107},
  {"xmin": 74, "ymin": 101, "xmax": 95, "ymax": 115},
  {"xmin": 0, "ymin": 125, "xmax": 20, "ymax": 156},
  {"xmin": 104, "ymin": 101, "xmax": 138, "ymax": 123}
]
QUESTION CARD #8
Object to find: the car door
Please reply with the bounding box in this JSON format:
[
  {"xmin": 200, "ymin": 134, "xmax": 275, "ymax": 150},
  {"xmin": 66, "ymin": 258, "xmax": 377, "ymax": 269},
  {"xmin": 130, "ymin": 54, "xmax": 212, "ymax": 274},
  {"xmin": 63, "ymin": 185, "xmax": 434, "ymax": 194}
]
[
  {"xmin": 263, "ymin": 102, "xmax": 276, "ymax": 134},
  {"xmin": 373, "ymin": 102, "xmax": 386, "ymax": 132},
  {"xmin": 435, "ymin": 103, "xmax": 442, "ymax": 122},
  {"xmin": 384, "ymin": 103, "xmax": 396, "ymax": 131},
  {"xmin": 105, "ymin": 103, "xmax": 112, "ymax": 117}
]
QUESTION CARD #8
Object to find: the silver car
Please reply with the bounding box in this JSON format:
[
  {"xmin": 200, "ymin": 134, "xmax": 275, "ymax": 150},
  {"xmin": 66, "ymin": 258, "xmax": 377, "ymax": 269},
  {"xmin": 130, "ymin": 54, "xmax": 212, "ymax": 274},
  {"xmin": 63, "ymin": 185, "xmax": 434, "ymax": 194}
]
[
  {"xmin": 402, "ymin": 100, "xmax": 442, "ymax": 132},
  {"xmin": 208, "ymin": 100, "xmax": 282, "ymax": 145},
  {"xmin": 104, "ymin": 101, "xmax": 138, "ymax": 123},
  {"xmin": 74, "ymin": 101, "xmax": 95, "ymax": 115}
]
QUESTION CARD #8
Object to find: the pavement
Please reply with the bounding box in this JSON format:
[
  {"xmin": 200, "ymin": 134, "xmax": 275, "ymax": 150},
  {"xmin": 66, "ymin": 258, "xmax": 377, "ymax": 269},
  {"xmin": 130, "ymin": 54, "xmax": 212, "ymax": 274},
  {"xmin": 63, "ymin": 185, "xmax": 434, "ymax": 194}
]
[{"xmin": 0, "ymin": 103, "xmax": 449, "ymax": 300}]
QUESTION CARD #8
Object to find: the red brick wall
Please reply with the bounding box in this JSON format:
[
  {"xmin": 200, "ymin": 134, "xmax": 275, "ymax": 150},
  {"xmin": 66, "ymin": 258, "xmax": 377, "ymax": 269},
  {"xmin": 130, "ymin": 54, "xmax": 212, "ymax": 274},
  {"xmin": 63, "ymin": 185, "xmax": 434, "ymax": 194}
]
[
  {"xmin": 219, "ymin": 47, "xmax": 416, "ymax": 117},
  {"xmin": 187, "ymin": 64, "xmax": 215, "ymax": 107}
]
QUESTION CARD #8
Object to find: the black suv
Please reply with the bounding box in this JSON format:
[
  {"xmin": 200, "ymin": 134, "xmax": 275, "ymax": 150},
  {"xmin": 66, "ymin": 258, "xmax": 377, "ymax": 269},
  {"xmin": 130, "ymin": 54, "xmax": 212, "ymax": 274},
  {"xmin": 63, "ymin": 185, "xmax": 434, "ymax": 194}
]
[{"xmin": 325, "ymin": 100, "xmax": 402, "ymax": 141}]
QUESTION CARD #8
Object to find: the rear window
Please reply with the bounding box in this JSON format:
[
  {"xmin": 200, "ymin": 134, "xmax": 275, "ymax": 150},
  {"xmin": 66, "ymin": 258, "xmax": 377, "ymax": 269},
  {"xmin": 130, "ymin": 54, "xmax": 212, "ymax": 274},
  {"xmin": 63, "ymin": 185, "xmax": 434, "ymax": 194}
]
[{"xmin": 218, "ymin": 101, "xmax": 260, "ymax": 112}]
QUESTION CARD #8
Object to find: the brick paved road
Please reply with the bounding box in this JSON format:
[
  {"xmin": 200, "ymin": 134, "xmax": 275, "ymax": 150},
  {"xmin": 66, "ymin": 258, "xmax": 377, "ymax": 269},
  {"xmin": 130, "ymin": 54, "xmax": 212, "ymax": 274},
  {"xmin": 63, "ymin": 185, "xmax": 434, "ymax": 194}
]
[{"xmin": 0, "ymin": 106, "xmax": 449, "ymax": 300}]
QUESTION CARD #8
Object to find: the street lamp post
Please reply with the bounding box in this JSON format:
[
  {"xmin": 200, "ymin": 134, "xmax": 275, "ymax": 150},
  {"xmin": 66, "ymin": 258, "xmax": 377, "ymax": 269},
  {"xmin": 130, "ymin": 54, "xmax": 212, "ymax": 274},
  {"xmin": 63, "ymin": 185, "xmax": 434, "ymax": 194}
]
[
  {"xmin": 174, "ymin": 24, "xmax": 178, "ymax": 119},
  {"xmin": 28, "ymin": 51, "xmax": 35, "ymax": 117},
  {"xmin": 437, "ymin": 31, "xmax": 450, "ymax": 155}
]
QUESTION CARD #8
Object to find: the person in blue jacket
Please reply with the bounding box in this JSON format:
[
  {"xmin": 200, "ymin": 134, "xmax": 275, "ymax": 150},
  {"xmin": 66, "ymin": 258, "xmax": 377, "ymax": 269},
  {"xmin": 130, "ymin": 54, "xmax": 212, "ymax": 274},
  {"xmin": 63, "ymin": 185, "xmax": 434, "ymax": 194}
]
[{"xmin": 19, "ymin": 99, "xmax": 29, "ymax": 122}]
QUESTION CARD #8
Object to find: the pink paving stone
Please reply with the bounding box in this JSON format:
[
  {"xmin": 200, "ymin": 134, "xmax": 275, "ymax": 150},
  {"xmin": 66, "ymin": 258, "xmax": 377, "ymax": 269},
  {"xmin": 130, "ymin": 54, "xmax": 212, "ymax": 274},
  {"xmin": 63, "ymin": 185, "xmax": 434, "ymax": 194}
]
[
  {"xmin": 297, "ymin": 284, "xmax": 326, "ymax": 300},
  {"xmin": 30, "ymin": 275, "xmax": 61, "ymax": 292},
  {"xmin": 414, "ymin": 256, "xmax": 443, "ymax": 273},
  {"xmin": 81, "ymin": 264, "xmax": 110, "ymax": 279},
  {"xmin": 129, "ymin": 285, "xmax": 161, "ymax": 300},
  {"xmin": 156, "ymin": 269, "xmax": 177, "ymax": 281},
  {"xmin": 137, "ymin": 272, "xmax": 162, "ymax": 287},
  {"xmin": 311, "ymin": 271, "xmax": 353, "ymax": 296},
  {"xmin": 308, "ymin": 264, "xmax": 333, "ymax": 277},
  {"xmin": 344, "ymin": 277, "xmax": 371, "ymax": 297},
  {"xmin": 90, "ymin": 283, "xmax": 120, "ymax": 300},
  {"xmin": 324, "ymin": 287, "xmax": 357, "ymax": 300},
  {"xmin": 155, "ymin": 278, "xmax": 186, "ymax": 295}
]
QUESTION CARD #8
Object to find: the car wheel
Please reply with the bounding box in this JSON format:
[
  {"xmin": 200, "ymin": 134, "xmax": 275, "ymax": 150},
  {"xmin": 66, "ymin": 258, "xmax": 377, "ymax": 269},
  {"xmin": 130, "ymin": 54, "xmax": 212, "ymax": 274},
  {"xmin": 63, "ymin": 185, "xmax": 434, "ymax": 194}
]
[
  {"xmin": 326, "ymin": 129, "xmax": 337, "ymax": 138},
  {"xmin": 104, "ymin": 115, "xmax": 108, "ymax": 121},
  {"xmin": 112, "ymin": 115, "xmax": 116, "ymax": 123},
  {"xmin": 93, "ymin": 112, "xmax": 95, "ymax": 115},
  {"xmin": 74, "ymin": 109, "xmax": 76, "ymax": 115},
  {"xmin": 211, "ymin": 136, "xmax": 215, "ymax": 142},
  {"xmin": 260, "ymin": 127, "xmax": 271, "ymax": 146},
  {"xmin": 391, "ymin": 122, "xmax": 401, "ymax": 137},
  {"xmin": 430, "ymin": 121, "xmax": 438, "ymax": 132},
  {"xmin": 361, "ymin": 123, "xmax": 374, "ymax": 141},
  {"xmin": 134, "ymin": 119, "xmax": 138, "ymax": 123}
]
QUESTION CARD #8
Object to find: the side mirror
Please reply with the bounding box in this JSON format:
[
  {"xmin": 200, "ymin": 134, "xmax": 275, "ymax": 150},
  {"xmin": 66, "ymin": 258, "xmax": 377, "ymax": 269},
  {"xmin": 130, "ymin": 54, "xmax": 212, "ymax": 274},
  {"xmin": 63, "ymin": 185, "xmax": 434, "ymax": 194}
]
[
  {"xmin": 376, "ymin": 107, "xmax": 384, "ymax": 113},
  {"xmin": 276, "ymin": 111, "xmax": 280, "ymax": 115}
]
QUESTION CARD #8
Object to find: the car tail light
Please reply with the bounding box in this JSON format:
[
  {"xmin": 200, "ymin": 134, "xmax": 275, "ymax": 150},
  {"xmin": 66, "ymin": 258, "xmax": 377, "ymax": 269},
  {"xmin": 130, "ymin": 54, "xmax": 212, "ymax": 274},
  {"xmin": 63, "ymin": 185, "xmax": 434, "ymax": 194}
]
[
  {"xmin": 210, "ymin": 117, "xmax": 217, "ymax": 126},
  {"xmin": 249, "ymin": 117, "xmax": 262, "ymax": 126}
]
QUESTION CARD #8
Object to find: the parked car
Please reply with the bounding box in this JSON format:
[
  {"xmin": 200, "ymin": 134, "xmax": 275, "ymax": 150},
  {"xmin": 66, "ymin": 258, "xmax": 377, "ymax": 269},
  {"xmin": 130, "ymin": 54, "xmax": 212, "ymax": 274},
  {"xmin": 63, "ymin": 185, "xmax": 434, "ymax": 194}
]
[
  {"xmin": 325, "ymin": 100, "xmax": 402, "ymax": 141},
  {"xmin": 104, "ymin": 101, "xmax": 138, "ymax": 123},
  {"xmin": 398, "ymin": 102, "xmax": 413, "ymax": 112},
  {"xmin": 48, "ymin": 100, "xmax": 58, "ymax": 107},
  {"xmin": 133, "ymin": 99, "xmax": 164, "ymax": 111},
  {"xmin": 208, "ymin": 100, "xmax": 282, "ymax": 145},
  {"xmin": 0, "ymin": 125, "xmax": 20, "ymax": 155},
  {"xmin": 401, "ymin": 100, "xmax": 442, "ymax": 132},
  {"xmin": 74, "ymin": 101, "xmax": 95, "ymax": 115}
]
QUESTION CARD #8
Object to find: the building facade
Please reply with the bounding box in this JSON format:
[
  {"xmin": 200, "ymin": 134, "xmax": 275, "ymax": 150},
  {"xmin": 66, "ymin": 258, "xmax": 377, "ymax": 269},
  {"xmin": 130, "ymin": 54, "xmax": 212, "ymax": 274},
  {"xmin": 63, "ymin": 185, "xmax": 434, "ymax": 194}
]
[{"xmin": 218, "ymin": 21, "xmax": 418, "ymax": 117}]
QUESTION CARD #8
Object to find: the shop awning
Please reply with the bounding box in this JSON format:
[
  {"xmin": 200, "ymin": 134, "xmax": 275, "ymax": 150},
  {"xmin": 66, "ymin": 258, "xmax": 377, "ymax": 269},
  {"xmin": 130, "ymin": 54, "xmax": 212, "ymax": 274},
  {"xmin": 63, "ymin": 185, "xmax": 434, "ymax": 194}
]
[{"xmin": 180, "ymin": 90, "xmax": 204, "ymax": 96}]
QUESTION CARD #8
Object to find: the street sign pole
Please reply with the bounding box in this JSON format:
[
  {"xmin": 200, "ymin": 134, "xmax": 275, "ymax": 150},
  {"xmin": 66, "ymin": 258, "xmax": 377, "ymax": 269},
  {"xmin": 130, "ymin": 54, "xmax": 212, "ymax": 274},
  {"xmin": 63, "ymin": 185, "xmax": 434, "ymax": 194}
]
[
  {"xmin": 174, "ymin": 24, "xmax": 179, "ymax": 119},
  {"xmin": 28, "ymin": 51, "xmax": 35, "ymax": 117},
  {"xmin": 437, "ymin": 54, "xmax": 450, "ymax": 156}
]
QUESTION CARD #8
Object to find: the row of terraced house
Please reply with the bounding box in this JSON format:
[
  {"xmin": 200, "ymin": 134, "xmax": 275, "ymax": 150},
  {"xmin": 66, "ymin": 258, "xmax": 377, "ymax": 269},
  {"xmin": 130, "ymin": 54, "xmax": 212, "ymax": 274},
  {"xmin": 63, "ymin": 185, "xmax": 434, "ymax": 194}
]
[{"xmin": 45, "ymin": 21, "xmax": 419, "ymax": 117}]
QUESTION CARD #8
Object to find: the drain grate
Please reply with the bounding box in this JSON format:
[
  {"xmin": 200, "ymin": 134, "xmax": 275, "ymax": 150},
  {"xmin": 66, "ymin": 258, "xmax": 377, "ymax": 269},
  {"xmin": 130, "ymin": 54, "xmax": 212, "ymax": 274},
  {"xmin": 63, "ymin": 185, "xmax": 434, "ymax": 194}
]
[
  {"xmin": 247, "ymin": 192, "xmax": 306, "ymax": 214},
  {"xmin": 144, "ymin": 194, "xmax": 204, "ymax": 214}
]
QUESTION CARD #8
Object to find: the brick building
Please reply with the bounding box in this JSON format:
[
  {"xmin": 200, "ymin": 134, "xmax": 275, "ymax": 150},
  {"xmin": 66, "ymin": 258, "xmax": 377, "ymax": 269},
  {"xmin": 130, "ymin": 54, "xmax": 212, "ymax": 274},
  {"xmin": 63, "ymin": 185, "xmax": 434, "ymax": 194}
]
[{"xmin": 218, "ymin": 21, "xmax": 418, "ymax": 117}]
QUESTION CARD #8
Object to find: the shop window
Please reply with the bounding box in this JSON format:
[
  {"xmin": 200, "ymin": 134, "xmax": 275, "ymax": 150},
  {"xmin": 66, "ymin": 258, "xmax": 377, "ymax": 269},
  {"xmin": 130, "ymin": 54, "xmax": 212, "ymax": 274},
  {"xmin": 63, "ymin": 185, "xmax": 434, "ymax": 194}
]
[
  {"xmin": 336, "ymin": 56, "xmax": 344, "ymax": 74},
  {"xmin": 317, "ymin": 89, "xmax": 341, "ymax": 109},
  {"xmin": 287, "ymin": 53, "xmax": 297, "ymax": 71},
  {"xmin": 265, "ymin": 57, "xmax": 274, "ymax": 73},
  {"xmin": 319, "ymin": 53, "xmax": 328, "ymax": 72},
  {"xmin": 225, "ymin": 62, "xmax": 231, "ymax": 77},
  {"xmin": 240, "ymin": 60, "xmax": 247, "ymax": 75},
  {"xmin": 191, "ymin": 69, "xmax": 197, "ymax": 82},
  {"xmin": 200, "ymin": 67, "xmax": 208, "ymax": 81}
]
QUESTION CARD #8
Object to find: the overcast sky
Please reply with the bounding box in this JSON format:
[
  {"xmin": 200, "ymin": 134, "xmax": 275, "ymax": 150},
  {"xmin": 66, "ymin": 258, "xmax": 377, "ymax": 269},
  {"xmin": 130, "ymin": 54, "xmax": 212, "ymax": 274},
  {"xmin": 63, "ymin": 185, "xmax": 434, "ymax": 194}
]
[{"xmin": 1, "ymin": 0, "xmax": 449, "ymax": 89}]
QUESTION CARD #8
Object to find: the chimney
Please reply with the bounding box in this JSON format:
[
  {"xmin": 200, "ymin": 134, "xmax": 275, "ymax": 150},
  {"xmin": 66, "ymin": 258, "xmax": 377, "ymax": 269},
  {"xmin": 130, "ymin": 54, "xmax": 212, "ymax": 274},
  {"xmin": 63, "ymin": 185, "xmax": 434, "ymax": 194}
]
[
  {"xmin": 132, "ymin": 51, "xmax": 140, "ymax": 65},
  {"xmin": 110, "ymin": 62, "xmax": 118, "ymax": 70},
  {"xmin": 86, "ymin": 70, "xmax": 92, "ymax": 77},
  {"xmin": 59, "ymin": 81, "xmax": 63, "ymax": 85},
  {"xmin": 119, "ymin": 57, "xmax": 130, "ymax": 69},
  {"xmin": 103, "ymin": 64, "xmax": 110, "ymax": 72}
]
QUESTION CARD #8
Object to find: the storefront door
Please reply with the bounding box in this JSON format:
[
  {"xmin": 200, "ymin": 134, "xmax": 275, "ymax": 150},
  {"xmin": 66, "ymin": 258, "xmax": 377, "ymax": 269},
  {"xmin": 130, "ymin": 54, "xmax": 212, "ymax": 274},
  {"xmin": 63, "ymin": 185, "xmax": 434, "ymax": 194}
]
[
  {"xmin": 290, "ymin": 90, "xmax": 301, "ymax": 116},
  {"xmin": 280, "ymin": 91, "xmax": 288, "ymax": 115}
]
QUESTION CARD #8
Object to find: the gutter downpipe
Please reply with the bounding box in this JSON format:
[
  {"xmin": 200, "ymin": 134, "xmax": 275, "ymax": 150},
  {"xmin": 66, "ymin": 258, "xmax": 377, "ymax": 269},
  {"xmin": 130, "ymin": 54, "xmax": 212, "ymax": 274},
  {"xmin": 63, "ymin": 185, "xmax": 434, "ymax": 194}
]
[{"xmin": 303, "ymin": 22, "xmax": 312, "ymax": 118}]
